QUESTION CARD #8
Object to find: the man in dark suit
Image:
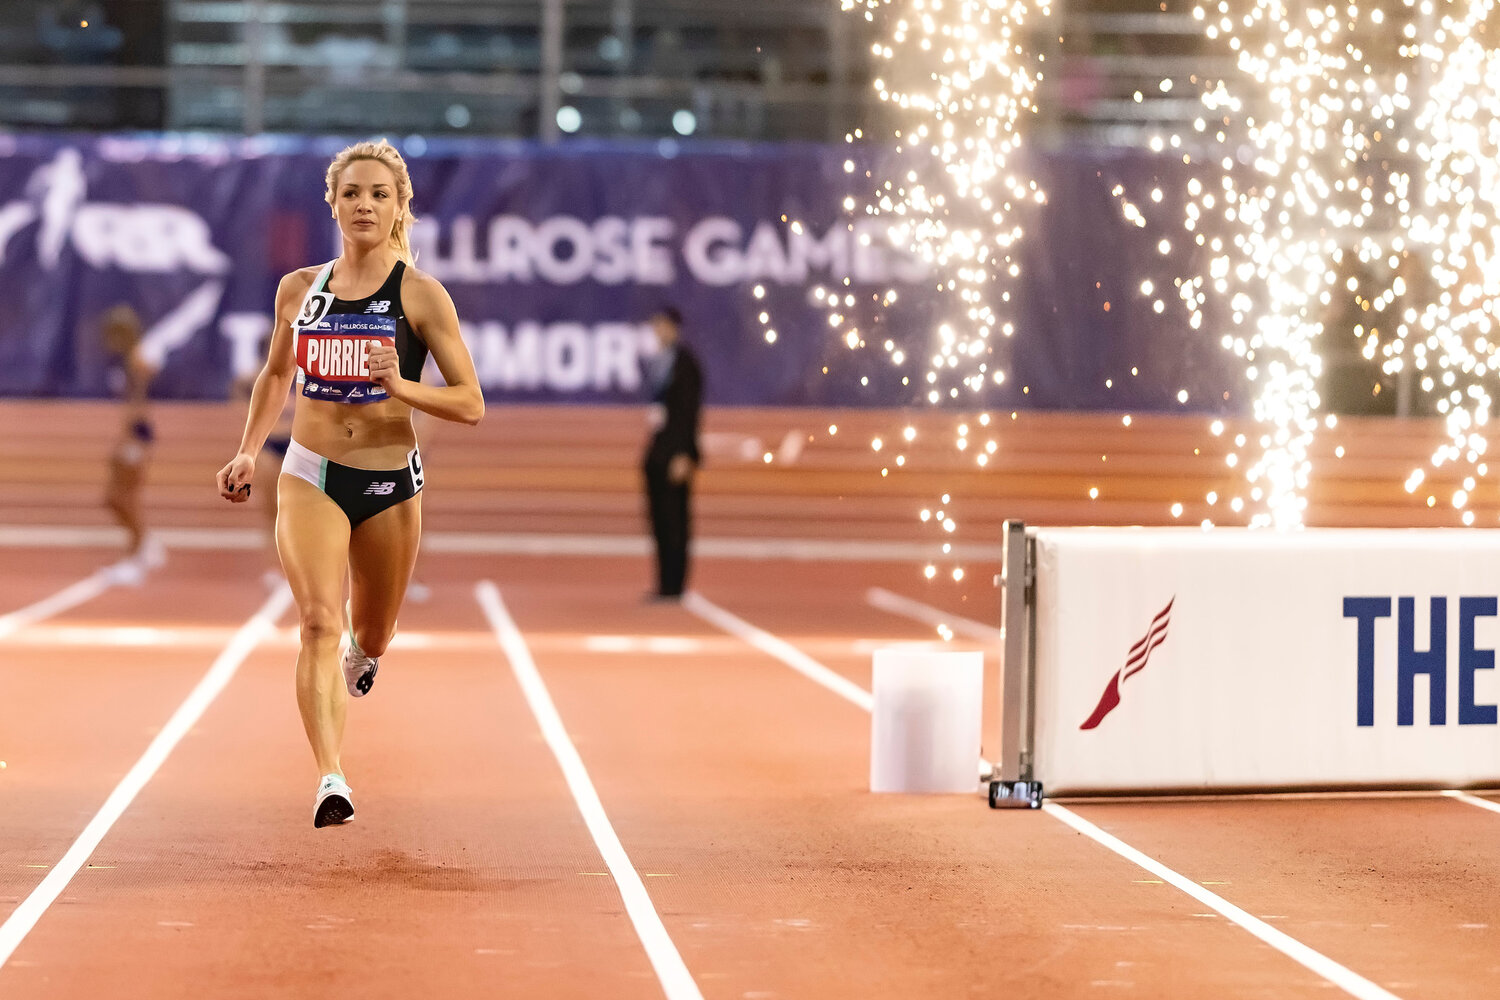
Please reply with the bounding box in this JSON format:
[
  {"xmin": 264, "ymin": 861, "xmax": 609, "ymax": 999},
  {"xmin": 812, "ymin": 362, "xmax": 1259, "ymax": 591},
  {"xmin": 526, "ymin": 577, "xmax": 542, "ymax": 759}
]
[{"xmin": 642, "ymin": 307, "xmax": 702, "ymax": 599}]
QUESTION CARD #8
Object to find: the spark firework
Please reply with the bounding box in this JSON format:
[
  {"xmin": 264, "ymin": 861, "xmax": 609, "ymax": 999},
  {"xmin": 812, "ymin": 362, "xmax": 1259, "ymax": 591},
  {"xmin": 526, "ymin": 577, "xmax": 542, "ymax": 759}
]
[
  {"xmin": 834, "ymin": 0, "xmax": 1050, "ymax": 582},
  {"xmin": 844, "ymin": 0, "xmax": 1050, "ymax": 409},
  {"xmin": 1138, "ymin": 0, "xmax": 1500, "ymax": 526},
  {"xmin": 1387, "ymin": 0, "xmax": 1500, "ymax": 524},
  {"xmin": 1132, "ymin": 0, "xmax": 1404, "ymax": 528}
]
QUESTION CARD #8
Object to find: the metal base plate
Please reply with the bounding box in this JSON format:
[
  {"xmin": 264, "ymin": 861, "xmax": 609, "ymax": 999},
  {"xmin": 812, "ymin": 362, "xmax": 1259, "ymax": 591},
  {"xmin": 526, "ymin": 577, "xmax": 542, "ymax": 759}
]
[{"xmin": 988, "ymin": 780, "xmax": 1044, "ymax": 809}]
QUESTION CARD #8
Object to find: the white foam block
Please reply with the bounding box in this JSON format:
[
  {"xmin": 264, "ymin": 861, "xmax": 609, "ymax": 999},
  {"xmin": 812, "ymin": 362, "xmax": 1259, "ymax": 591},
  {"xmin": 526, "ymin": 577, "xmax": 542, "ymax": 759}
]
[{"xmin": 870, "ymin": 649, "xmax": 983, "ymax": 793}]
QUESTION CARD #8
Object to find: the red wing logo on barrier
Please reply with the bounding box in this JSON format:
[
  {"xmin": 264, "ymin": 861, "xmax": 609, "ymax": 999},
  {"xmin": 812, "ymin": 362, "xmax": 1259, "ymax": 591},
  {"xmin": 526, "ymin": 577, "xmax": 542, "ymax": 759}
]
[{"xmin": 1080, "ymin": 597, "xmax": 1176, "ymax": 730}]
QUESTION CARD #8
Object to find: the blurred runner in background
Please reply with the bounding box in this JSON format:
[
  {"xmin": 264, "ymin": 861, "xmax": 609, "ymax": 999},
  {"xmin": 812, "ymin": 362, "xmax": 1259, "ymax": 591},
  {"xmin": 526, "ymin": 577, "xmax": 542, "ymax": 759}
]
[{"xmin": 101, "ymin": 304, "xmax": 165, "ymax": 583}]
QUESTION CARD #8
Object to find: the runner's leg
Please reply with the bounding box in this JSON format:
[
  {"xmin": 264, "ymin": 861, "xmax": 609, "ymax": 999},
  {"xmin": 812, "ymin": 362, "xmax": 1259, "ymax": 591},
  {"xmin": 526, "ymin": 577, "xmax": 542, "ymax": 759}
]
[
  {"xmin": 347, "ymin": 493, "xmax": 422, "ymax": 658},
  {"xmin": 104, "ymin": 453, "xmax": 146, "ymax": 554},
  {"xmin": 277, "ymin": 474, "xmax": 352, "ymax": 778}
]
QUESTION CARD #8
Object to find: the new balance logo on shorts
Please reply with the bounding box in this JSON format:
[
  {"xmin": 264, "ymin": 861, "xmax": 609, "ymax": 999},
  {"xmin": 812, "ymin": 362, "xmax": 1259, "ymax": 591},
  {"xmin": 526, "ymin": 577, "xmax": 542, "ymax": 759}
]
[
  {"xmin": 364, "ymin": 300, "xmax": 391, "ymax": 314},
  {"xmin": 364, "ymin": 482, "xmax": 397, "ymax": 496}
]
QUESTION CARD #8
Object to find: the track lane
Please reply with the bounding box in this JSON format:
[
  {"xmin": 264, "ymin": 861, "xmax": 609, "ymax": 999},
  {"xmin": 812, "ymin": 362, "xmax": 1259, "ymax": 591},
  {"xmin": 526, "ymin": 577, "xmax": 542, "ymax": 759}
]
[
  {"xmin": 0, "ymin": 647, "xmax": 263, "ymax": 920},
  {"xmin": 0, "ymin": 586, "xmax": 292, "ymax": 966},
  {"xmin": 1064, "ymin": 797, "xmax": 1500, "ymax": 998},
  {"xmin": 870, "ymin": 574, "xmax": 1500, "ymax": 994},
  {"xmin": 0, "ymin": 549, "xmax": 122, "ymax": 611},
  {"xmin": 694, "ymin": 561, "xmax": 1009, "ymax": 755},
  {"xmin": 0, "ymin": 551, "xmax": 274, "ymax": 924},
  {"xmin": 3, "ymin": 549, "xmax": 1495, "ymax": 997},
  {"xmin": 497, "ymin": 558, "xmax": 1356, "ymax": 999},
  {"xmin": 0, "ymin": 558, "xmax": 660, "ymax": 1000}
]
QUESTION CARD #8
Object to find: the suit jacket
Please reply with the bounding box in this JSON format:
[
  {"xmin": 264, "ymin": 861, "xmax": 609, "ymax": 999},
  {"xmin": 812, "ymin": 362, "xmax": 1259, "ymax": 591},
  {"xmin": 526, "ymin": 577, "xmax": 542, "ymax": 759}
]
[{"xmin": 645, "ymin": 344, "xmax": 702, "ymax": 469}]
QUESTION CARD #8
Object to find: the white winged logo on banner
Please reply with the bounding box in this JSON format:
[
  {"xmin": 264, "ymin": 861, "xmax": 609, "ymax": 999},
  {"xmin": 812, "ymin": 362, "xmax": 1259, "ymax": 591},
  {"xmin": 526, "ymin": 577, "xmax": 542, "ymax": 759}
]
[{"xmin": 0, "ymin": 147, "xmax": 231, "ymax": 370}]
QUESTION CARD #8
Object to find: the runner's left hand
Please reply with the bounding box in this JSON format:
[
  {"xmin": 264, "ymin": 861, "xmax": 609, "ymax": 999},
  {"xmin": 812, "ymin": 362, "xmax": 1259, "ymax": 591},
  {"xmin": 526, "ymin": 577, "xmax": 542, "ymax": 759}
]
[{"xmin": 368, "ymin": 342, "xmax": 404, "ymax": 396}]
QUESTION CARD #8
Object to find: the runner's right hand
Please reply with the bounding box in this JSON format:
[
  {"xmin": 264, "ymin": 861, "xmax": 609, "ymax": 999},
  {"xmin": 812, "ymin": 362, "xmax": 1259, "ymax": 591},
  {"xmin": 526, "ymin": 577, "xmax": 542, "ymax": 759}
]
[{"xmin": 217, "ymin": 454, "xmax": 256, "ymax": 502}]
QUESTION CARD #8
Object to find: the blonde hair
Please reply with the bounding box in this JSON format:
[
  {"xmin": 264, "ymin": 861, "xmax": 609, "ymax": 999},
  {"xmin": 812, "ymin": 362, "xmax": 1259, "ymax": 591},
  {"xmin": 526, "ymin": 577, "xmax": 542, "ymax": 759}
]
[{"xmin": 324, "ymin": 139, "xmax": 417, "ymax": 264}]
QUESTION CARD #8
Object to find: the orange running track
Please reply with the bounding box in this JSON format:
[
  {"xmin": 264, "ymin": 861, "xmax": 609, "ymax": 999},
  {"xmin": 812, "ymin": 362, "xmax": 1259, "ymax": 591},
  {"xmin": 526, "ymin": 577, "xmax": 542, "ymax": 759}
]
[{"xmin": 1, "ymin": 540, "xmax": 1498, "ymax": 999}]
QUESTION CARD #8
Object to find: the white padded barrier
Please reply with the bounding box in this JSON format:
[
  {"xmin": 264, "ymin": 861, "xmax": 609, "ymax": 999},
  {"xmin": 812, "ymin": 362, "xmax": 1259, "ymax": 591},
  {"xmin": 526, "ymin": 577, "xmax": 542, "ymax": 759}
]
[{"xmin": 1002, "ymin": 527, "xmax": 1500, "ymax": 795}]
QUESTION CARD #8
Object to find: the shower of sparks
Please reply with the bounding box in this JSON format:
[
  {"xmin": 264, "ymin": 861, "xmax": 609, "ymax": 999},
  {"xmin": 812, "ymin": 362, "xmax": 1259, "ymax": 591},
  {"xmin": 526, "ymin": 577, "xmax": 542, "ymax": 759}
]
[
  {"xmin": 1134, "ymin": 0, "xmax": 1402, "ymax": 528},
  {"xmin": 1387, "ymin": 0, "xmax": 1500, "ymax": 518},
  {"xmin": 832, "ymin": 0, "xmax": 1050, "ymax": 578},
  {"xmin": 1126, "ymin": 0, "xmax": 1500, "ymax": 527},
  {"xmin": 844, "ymin": 0, "xmax": 1050, "ymax": 405}
]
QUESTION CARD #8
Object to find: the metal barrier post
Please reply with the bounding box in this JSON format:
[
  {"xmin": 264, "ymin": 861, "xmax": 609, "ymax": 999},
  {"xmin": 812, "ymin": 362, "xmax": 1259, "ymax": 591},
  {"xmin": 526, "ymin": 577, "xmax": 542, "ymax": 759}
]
[{"xmin": 990, "ymin": 519, "xmax": 1043, "ymax": 808}]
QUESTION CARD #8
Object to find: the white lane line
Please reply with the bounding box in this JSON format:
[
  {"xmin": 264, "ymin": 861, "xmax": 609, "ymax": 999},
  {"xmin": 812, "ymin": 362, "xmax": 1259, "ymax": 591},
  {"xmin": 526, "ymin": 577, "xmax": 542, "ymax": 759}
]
[
  {"xmin": 866, "ymin": 587, "xmax": 1004, "ymax": 644},
  {"xmin": 583, "ymin": 635, "xmax": 705, "ymax": 655},
  {"xmin": 0, "ymin": 565, "xmax": 121, "ymax": 641},
  {"xmin": 693, "ymin": 595, "xmax": 1404, "ymax": 1000},
  {"xmin": 0, "ymin": 584, "xmax": 293, "ymax": 968},
  {"xmin": 0, "ymin": 524, "xmax": 1004, "ymax": 563},
  {"xmin": 0, "ymin": 525, "xmax": 266, "ymax": 552},
  {"xmin": 1442, "ymin": 789, "xmax": 1500, "ymax": 816},
  {"xmin": 475, "ymin": 581, "xmax": 703, "ymax": 1000},
  {"xmin": 1043, "ymin": 804, "xmax": 1403, "ymax": 1000},
  {"xmin": 681, "ymin": 592, "xmax": 874, "ymax": 712},
  {"xmin": 0, "ymin": 624, "xmax": 500, "ymax": 652},
  {"xmin": 1051, "ymin": 789, "xmax": 1484, "ymax": 806}
]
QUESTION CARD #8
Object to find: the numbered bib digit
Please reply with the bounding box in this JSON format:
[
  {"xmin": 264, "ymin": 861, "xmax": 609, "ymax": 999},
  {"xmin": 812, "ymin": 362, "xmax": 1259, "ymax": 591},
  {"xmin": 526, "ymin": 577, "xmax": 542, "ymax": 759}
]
[
  {"xmin": 298, "ymin": 292, "xmax": 333, "ymax": 328},
  {"xmin": 408, "ymin": 449, "xmax": 425, "ymax": 491}
]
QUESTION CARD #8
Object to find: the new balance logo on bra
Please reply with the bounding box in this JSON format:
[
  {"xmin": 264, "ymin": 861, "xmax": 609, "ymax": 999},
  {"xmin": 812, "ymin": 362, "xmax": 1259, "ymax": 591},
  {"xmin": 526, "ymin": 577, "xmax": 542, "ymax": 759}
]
[
  {"xmin": 364, "ymin": 482, "xmax": 396, "ymax": 496},
  {"xmin": 364, "ymin": 300, "xmax": 391, "ymax": 314}
]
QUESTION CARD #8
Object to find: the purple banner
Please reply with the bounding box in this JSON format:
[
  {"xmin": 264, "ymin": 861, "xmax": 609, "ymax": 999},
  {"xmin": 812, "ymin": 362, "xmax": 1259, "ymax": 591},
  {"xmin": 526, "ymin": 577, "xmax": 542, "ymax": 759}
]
[{"xmin": 0, "ymin": 133, "xmax": 1242, "ymax": 411}]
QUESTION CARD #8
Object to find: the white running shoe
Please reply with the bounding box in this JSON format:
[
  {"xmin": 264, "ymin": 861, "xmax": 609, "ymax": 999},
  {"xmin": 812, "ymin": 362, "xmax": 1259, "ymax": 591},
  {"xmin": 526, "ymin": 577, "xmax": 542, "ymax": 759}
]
[
  {"xmin": 106, "ymin": 557, "xmax": 145, "ymax": 586},
  {"xmin": 341, "ymin": 600, "xmax": 382, "ymax": 697},
  {"xmin": 340, "ymin": 638, "xmax": 379, "ymax": 697},
  {"xmin": 313, "ymin": 773, "xmax": 354, "ymax": 828},
  {"xmin": 138, "ymin": 535, "xmax": 167, "ymax": 570}
]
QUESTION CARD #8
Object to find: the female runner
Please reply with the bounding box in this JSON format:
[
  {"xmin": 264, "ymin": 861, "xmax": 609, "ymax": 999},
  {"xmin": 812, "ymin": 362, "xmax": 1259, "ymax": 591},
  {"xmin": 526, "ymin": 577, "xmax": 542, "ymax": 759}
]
[
  {"xmin": 216, "ymin": 139, "xmax": 483, "ymax": 828},
  {"xmin": 100, "ymin": 304, "xmax": 166, "ymax": 581}
]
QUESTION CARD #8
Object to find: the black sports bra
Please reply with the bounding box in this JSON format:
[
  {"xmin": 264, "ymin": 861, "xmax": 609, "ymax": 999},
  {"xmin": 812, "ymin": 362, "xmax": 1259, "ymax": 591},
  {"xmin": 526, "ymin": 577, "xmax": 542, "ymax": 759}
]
[{"xmin": 294, "ymin": 260, "xmax": 428, "ymax": 404}]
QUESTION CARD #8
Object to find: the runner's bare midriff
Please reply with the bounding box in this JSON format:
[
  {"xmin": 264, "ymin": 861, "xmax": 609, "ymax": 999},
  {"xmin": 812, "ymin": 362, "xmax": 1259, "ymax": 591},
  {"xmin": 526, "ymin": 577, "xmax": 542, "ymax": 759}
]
[{"xmin": 291, "ymin": 399, "xmax": 416, "ymax": 469}]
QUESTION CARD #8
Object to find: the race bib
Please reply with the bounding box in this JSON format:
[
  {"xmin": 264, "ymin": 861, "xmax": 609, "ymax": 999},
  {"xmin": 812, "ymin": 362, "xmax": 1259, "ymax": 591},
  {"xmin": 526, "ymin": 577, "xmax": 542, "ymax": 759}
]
[{"xmin": 296, "ymin": 314, "xmax": 396, "ymax": 404}]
